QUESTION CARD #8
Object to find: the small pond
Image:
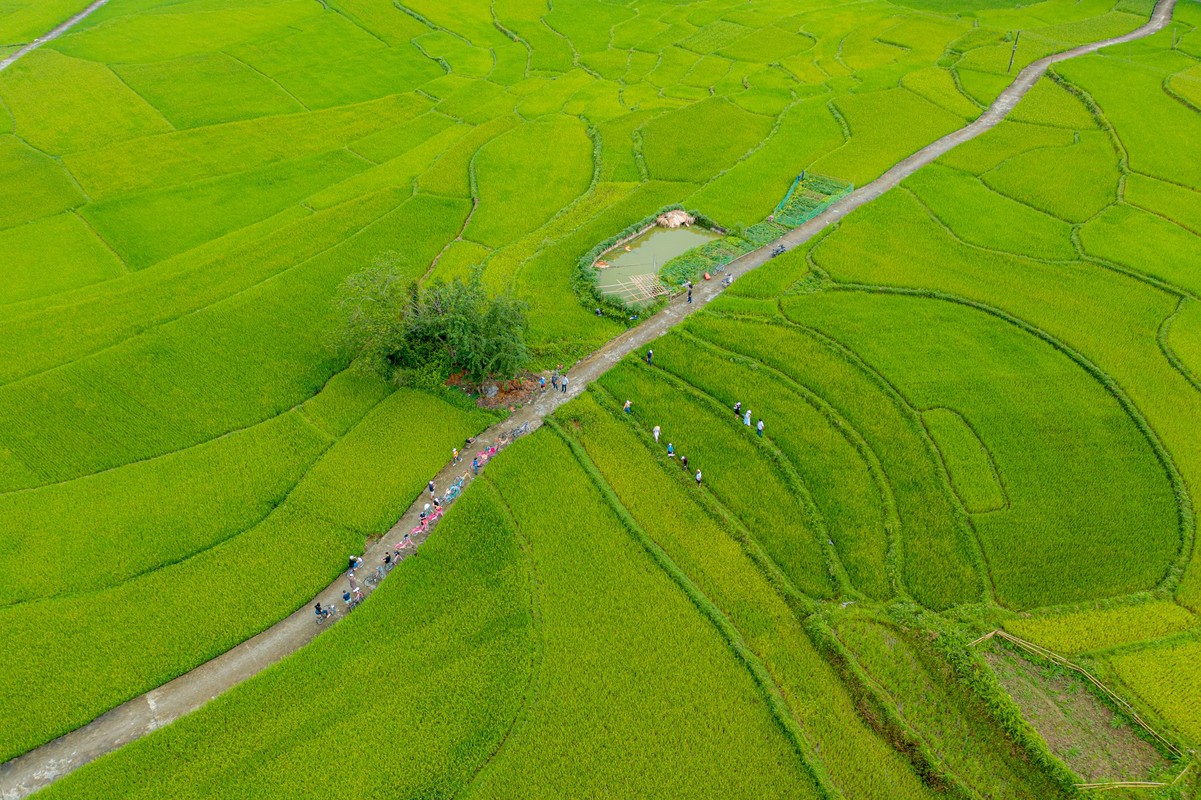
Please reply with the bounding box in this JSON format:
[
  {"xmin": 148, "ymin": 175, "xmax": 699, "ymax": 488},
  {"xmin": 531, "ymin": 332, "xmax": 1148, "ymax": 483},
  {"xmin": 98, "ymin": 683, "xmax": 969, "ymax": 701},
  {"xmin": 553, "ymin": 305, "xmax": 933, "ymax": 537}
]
[{"xmin": 596, "ymin": 226, "xmax": 719, "ymax": 304}]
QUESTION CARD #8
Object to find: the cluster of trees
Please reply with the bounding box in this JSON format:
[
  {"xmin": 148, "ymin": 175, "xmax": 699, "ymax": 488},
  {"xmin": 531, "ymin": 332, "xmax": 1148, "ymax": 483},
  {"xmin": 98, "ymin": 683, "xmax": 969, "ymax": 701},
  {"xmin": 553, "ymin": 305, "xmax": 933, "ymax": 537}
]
[{"xmin": 335, "ymin": 262, "xmax": 530, "ymax": 389}]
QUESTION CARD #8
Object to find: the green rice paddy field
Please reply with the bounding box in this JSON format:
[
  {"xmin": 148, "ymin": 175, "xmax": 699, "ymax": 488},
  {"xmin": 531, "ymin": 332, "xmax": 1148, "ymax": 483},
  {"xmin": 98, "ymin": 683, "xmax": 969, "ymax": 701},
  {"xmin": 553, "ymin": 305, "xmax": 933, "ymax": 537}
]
[{"xmin": 5, "ymin": 0, "xmax": 1201, "ymax": 795}]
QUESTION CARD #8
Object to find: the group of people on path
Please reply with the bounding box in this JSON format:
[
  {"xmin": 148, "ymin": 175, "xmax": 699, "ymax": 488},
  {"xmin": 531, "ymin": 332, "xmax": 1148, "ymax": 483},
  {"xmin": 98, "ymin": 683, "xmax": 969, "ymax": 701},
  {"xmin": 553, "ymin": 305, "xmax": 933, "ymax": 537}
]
[
  {"xmin": 634, "ymin": 351, "xmax": 769, "ymax": 492},
  {"xmin": 317, "ymin": 435, "xmax": 489, "ymax": 624},
  {"xmin": 317, "ymin": 340, "xmax": 766, "ymax": 624},
  {"xmin": 637, "ymin": 349, "xmax": 703, "ymax": 486},
  {"xmin": 549, "ymin": 365, "xmax": 570, "ymax": 395},
  {"xmin": 732, "ymin": 401, "xmax": 765, "ymax": 437}
]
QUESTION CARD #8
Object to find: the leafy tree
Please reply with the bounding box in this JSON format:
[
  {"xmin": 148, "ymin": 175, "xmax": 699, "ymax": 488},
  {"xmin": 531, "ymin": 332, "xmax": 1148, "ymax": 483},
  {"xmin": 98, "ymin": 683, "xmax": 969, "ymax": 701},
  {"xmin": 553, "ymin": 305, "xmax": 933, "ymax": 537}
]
[{"xmin": 335, "ymin": 261, "xmax": 530, "ymax": 389}]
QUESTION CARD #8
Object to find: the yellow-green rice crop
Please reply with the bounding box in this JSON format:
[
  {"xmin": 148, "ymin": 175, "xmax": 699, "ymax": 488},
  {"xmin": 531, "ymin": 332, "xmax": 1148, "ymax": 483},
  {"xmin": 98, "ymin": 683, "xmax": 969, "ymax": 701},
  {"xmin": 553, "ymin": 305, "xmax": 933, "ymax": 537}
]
[
  {"xmin": 1079, "ymin": 204, "xmax": 1201, "ymax": 297},
  {"xmin": 981, "ymin": 131, "xmax": 1120, "ymax": 223},
  {"xmin": 640, "ymin": 97, "xmax": 775, "ymax": 184},
  {"xmin": 36, "ymin": 479, "xmax": 537, "ymax": 799},
  {"xmin": 687, "ymin": 314, "xmax": 982, "ymax": 610},
  {"xmin": 0, "ymin": 214, "xmax": 123, "ymax": 304},
  {"xmin": 597, "ymin": 357, "xmax": 836, "ymax": 599},
  {"xmin": 468, "ymin": 431, "xmax": 823, "ymax": 798},
  {"xmin": 0, "ymin": 134, "xmax": 84, "ymax": 229},
  {"xmin": 1006, "ymin": 601, "xmax": 1199, "ymax": 655},
  {"xmin": 113, "ymin": 53, "xmax": 305, "ymax": 129},
  {"xmin": 81, "ymin": 149, "xmax": 371, "ymax": 270},
  {"xmin": 1109, "ymin": 639, "xmax": 1201, "ymax": 745},
  {"xmin": 0, "ymin": 49, "xmax": 170, "ymax": 154},
  {"xmin": 651, "ymin": 329, "xmax": 893, "ymax": 599},
  {"xmin": 788, "ymin": 289, "xmax": 1179, "ymax": 609},
  {"xmin": 833, "ymin": 613, "xmax": 1071, "ymax": 798},
  {"xmin": 904, "ymin": 163, "xmax": 1077, "ymax": 260},
  {"xmin": 921, "ymin": 408, "xmax": 1006, "ymax": 514},
  {"xmin": 554, "ymin": 392, "xmax": 947, "ymax": 799},
  {"xmin": 0, "ymin": 0, "xmax": 95, "ymax": 46},
  {"xmin": 0, "ymin": 389, "xmax": 495, "ymax": 762},
  {"xmin": 0, "ymin": 0, "xmax": 1183, "ymax": 776},
  {"xmin": 465, "ymin": 118, "xmax": 595, "ymax": 248}
]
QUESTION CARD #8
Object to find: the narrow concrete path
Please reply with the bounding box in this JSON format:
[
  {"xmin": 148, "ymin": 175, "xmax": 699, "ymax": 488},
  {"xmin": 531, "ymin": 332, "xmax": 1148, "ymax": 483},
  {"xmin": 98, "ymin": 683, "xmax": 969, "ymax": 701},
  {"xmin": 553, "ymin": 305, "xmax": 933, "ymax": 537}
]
[
  {"xmin": 0, "ymin": 1, "xmax": 1177, "ymax": 795},
  {"xmin": 0, "ymin": 0, "xmax": 110, "ymax": 72}
]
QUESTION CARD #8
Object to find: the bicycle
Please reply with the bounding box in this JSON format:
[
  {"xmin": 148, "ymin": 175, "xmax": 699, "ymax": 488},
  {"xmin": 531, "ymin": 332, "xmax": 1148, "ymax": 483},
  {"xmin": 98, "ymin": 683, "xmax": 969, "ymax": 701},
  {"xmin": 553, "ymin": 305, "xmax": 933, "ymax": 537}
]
[
  {"xmin": 315, "ymin": 604, "xmax": 336, "ymax": 624},
  {"xmin": 364, "ymin": 566, "xmax": 385, "ymax": 588},
  {"xmin": 444, "ymin": 474, "xmax": 467, "ymax": 502}
]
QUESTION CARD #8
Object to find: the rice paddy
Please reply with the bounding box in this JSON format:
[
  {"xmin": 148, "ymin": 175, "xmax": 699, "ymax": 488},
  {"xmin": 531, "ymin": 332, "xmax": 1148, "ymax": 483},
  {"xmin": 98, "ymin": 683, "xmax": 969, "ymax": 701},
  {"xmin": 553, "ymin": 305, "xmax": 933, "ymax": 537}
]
[{"xmin": 4, "ymin": 0, "xmax": 1201, "ymax": 795}]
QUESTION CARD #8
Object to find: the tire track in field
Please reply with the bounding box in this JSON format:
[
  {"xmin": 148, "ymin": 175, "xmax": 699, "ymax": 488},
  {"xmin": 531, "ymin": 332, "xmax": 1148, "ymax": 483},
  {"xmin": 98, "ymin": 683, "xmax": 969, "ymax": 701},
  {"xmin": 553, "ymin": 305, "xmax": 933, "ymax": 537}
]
[
  {"xmin": 0, "ymin": 0, "xmax": 1179, "ymax": 794},
  {"xmin": 0, "ymin": 0, "xmax": 109, "ymax": 73}
]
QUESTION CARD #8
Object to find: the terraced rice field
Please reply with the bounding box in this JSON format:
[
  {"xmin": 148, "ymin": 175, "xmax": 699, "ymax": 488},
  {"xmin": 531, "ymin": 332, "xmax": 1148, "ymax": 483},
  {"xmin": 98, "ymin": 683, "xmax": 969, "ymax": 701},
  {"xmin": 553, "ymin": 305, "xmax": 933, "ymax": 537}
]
[{"xmin": 4, "ymin": 0, "xmax": 1201, "ymax": 796}]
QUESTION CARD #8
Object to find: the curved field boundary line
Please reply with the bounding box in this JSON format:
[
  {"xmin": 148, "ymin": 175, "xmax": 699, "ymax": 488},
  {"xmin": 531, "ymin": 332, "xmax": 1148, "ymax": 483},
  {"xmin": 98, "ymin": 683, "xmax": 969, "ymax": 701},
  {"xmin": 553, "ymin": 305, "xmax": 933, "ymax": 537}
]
[
  {"xmin": 0, "ymin": 1, "xmax": 1179, "ymax": 794},
  {"xmin": 830, "ymin": 281, "xmax": 1195, "ymax": 601},
  {"xmin": 970, "ymin": 629, "xmax": 1185, "ymax": 763},
  {"xmin": 1159, "ymin": 296, "xmax": 1201, "ymax": 394},
  {"xmin": 772, "ymin": 311, "xmax": 990, "ymax": 605},
  {"xmin": 586, "ymin": 380, "xmax": 819, "ymax": 616},
  {"xmin": 630, "ymin": 358, "xmax": 854, "ymax": 599},
  {"xmin": 918, "ymin": 406, "xmax": 1010, "ymax": 516},
  {"xmin": 547, "ymin": 417, "xmax": 843, "ymax": 800},
  {"xmin": 0, "ymin": 0, "xmax": 109, "ymax": 72},
  {"xmin": 677, "ymin": 323, "xmax": 908, "ymax": 599}
]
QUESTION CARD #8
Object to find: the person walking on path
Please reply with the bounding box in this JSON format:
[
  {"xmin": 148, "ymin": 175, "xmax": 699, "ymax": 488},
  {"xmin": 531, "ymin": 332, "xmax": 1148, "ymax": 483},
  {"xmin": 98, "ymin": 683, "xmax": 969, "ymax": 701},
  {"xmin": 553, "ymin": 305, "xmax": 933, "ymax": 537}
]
[
  {"xmin": 646, "ymin": 349, "xmax": 653, "ymax": 365},
  {"xmin": 695, "ymin": 469, "xmax": 702, "ymax": 486},
  {"xmin": 472, "ymin": 456, "xmax": 480, "ymax": 475},
  {"xmin": 687, "ymin": 287, "xmax": 693, "ymax": 304},
  {"xmin": 757, "ymin": 419, "xmax": 764, "ymax": 438},
  {"xmin": 561, "ymin": 375, "xmax": 569, "ymax": 394},
  {"xmin": 652, "ymin": 425, "xmax": 660, "ymax": 443},
  {"xmin": 539, "ymin": 375, "xmax": 546, "ymax": 391},
  {"xmin": 743, "ymin": 409, "xmax": 752, "ymax": 427},
  {"xmin": 552, "ymin": 370, "xmax": 559, "ymax": 390},
  {"xmin": 623, "ymin": 400, "xmax": 632, "ymax": 415},
  {"xmin": 428, "ymin": 480, "xmax": 436, "ymax": 497},
  {"xmin": 453, "ymin": 447, "xmax": 461, "ymax": 465},
  {"xmin": 734, "ymin": 401, "xmax": 741, "ymax": 418}
]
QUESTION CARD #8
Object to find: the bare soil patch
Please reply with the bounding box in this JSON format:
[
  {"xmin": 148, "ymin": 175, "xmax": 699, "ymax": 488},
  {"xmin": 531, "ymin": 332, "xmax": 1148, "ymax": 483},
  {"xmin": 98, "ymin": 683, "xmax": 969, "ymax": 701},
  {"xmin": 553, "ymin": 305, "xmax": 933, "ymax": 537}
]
[{"xmin": 984, "ymin": 645, "xmax": 1169, "ymax": 783}]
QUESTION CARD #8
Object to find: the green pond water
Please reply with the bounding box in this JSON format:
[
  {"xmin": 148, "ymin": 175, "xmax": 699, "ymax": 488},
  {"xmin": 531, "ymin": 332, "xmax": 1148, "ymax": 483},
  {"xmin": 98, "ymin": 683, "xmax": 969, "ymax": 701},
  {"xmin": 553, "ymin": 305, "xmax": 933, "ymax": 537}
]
[{"xmin": 596, "ymin": 226, "xmax": 718, "ymax": 303}]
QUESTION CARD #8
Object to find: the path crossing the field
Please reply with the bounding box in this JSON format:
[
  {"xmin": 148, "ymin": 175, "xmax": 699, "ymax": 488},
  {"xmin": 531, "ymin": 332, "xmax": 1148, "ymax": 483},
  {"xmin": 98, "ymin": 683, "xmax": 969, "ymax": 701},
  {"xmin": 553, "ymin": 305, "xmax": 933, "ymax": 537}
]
[
  {"xmin": 0, "ymin": 0, "xmax": 1178, "ymax": 794},
  {"xmin": 0, "ymin": 0, "xmax": 110, "ymax": 73}
]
